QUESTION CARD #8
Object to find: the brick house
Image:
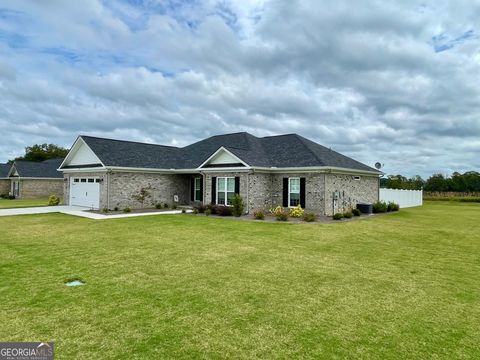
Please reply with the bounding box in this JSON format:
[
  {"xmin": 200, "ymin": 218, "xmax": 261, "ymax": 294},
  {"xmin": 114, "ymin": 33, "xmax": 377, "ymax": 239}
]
[
  {"xmin": 0, "ymin": 163, "xmax": 10, "ymax": 196},
  {"xmin": 7, "ymin": 159, "xmax": 64, "ymax": 199},
  {"xmin": 60, "ymin": 132, "xmax": 381, "ymax": 215}
]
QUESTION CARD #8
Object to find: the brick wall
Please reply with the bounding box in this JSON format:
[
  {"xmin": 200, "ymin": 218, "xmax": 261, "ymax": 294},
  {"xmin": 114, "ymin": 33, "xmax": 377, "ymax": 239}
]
[
  {"xmin": 324, "ymin": 174, "xmax": 379, "ymax": 215},
  {"xmin": 0, "ymin": 179, "xmax": 9, "ymax": 196},
  {"xmin": 18, "ymin": 179, "xmax": 63, "ymax": 199},
  {"xmin": 108, "ymin": 172, "xmax": 190, "ymax": 209},
  {"xmin": 62, "ymin": 170, "xmax": 379, "ymax": 214}
]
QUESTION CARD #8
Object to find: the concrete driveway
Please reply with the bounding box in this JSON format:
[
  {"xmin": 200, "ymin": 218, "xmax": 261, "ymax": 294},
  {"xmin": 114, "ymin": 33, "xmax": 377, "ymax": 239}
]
[
  {"xmin": 0, "ymin": 205, "xmax": 89, "ymax": 217},
  {"xmin": 0, "ymin": 205, "xmax": 190, "ymax": 219}
]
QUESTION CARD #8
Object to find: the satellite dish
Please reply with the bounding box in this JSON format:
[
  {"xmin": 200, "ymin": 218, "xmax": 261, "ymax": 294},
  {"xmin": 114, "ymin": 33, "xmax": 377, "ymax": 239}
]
[{"xmin": 375, "ymin": 162, "xmax": 382, "ymax": 170}]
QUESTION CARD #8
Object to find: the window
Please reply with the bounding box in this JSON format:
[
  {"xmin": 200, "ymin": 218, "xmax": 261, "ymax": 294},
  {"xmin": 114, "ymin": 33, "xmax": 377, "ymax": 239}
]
[
  {"xmin": 289, "ymin": 177, "xmax": 300, "ymax": 207},
  {"xmin": 80, "ymin": 179, "xmax": 87, "ymax": 183},
  {"xmin": 353, "ymin": 176, "xmax": 361, "ymax": 181},
  {"xmin": 88, "ymin": 179, "xmax": 94, "ymax": 183},
  {"xmin": 194, "ymin": 177, "xmax": 202, "ymax": 201},
  {"xmin": 217, "ymin": 177, "xmax": 235, "ymax": 205},
  {"xmin": 74, "ymin": 178, "xmax": 79, "ymax": 183},
  {"xmin": 95, "ymin": 179, "xmax": 101, "ymax": 183}
]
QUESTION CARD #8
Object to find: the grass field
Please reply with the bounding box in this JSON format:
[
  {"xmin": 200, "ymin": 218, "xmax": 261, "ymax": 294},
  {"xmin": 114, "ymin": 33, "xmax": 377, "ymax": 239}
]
[
  {"xmin": 0, "ymin": 202, "xmax": 479, "ymax": 359},
  {"xmin": 0, "ymin": 198, "xmax": 52, "ymax": 209}
]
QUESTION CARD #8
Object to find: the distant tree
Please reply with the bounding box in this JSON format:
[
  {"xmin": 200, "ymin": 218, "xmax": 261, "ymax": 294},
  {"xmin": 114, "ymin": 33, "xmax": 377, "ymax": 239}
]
[
  {"xmin": 381, "ymin": 174, "xmax": 424, "ymax": 190},
  {"xmin": 11, "ymin": 144, "xmax": 69, "ymax": 163},
  {"xmin": 424, "ymin": 174, "xmax": 449, "ymax": 192}
]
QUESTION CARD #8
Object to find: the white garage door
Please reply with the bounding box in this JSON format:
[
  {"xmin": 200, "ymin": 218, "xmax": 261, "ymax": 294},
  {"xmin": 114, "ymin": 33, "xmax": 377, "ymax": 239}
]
[{"xmin": 70, "ymin": 177, "xmax": 100, "ymax": 209}]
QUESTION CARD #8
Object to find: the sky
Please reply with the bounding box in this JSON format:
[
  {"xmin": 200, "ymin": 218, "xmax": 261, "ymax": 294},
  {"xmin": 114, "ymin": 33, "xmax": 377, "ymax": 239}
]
[{"xmin": 0, "ymin": 0, "xmax": 479, "ymax": 177}]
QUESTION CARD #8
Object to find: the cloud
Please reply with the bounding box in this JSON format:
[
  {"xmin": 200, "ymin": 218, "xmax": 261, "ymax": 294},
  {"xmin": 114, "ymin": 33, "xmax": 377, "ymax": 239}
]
[{"xmin": 0, "ymin": 0, "xmax": 479, "ymax": 177}]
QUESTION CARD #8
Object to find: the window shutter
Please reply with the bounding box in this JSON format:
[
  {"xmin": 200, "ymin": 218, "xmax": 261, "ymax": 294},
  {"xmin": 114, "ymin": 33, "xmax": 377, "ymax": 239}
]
[
  {"xmin": 199, "ymin": 176, "xmax": 204, "ymax": 202},
  {"xmin": 282, "ymin": 178, "xmax": 288, "ymax": 207},
  {"xmin": 211, "ymin": 177, "xmax": 217, "ymax": 204},
  {"xmin": 300, "ymin": 177, "xmax": 306, "ymax": 208},
  {"xmin": 190, "ymin": 177, "xmax": 195, "ymax": 201},
  {"xmin": 234, "ymin": 177, "xmax": 240, "ymax": 195}
]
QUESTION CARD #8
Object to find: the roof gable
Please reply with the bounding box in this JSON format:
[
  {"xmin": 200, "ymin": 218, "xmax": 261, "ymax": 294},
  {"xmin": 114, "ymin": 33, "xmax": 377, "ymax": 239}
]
[
  {"xmin": 199, "ymin": 147, "xmax": 249, "ymax": 168},
  {"xmin": 60, "ymin": 137, "xmax": 103, "ymax": 169}
]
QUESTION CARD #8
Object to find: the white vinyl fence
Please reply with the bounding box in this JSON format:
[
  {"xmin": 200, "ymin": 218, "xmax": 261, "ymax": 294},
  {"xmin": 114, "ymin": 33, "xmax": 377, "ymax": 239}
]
[{"xmin": 379, "ymin": 188, "xmax": 423, "ymax": 208}]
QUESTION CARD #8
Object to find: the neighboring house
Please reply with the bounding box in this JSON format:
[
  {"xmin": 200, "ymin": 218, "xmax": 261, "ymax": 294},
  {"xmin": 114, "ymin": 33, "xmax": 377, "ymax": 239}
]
[
  {"xmin": 8, "ymin": 159, "xmax": 64, "ymax": 199},
  {"xmin": 60, "ymin": 132, "xmax": 381, "ymax": 215},
  {"xmin": 0, "ymin": 163, "xmax": 11, "ymax": 196}
]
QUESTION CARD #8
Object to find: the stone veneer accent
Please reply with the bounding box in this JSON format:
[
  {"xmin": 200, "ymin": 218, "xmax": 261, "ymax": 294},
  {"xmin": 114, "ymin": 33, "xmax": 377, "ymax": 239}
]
[
  {"xmin": 15, "ymin": 179, "xmax": 63, "ymax": 199},
  {"xmin": 0, "ymin": 179, "xmax": 9, "ymax": 196}
]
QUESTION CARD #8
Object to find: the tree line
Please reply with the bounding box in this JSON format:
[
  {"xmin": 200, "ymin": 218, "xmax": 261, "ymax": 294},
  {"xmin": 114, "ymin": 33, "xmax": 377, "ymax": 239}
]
[{"xmin": 380, "ymin": 171, "xmax": 480, "ymax": 192}]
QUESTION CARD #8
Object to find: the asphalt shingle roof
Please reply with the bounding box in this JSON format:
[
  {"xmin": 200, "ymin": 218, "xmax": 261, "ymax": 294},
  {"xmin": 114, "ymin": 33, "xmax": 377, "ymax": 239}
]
[
  {"xmin": 75, "ymin": 132, "xmax": 380, "ymax": 173},
  {"xmin": 0, "ymin": 163, "xmax": 10, "ymax": 178},
  {"xmin": 13, "ymin": 158, "xmax": 64, "ymax": 178}
]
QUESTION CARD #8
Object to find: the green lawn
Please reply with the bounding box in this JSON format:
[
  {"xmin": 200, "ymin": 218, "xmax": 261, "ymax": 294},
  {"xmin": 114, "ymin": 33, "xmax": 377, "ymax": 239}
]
[
  {"xmin": 0, "ymin": 202, "xmax": 479, "ymax": 359},
  {"xmin": 0, "ymin": 198, "xmax": 52, "ymax": 209}
]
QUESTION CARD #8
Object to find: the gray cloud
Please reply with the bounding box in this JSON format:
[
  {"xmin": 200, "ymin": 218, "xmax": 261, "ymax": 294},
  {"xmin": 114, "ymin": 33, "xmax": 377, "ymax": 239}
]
[{"xmin": 0, "ymin": 0, "xmax": 479, "ymax": 177}]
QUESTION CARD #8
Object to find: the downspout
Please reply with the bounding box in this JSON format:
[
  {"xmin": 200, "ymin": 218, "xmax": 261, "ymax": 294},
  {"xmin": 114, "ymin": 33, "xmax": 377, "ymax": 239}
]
[
  {"xmin": 246, "ymin": 171, "xmax": 250, "ymax": 214},
  {"xmin": 106, "ymin": 169, "xmax": 111, "ymax": 210},
  {"xmin": 199, "ymin": 171, "xmax": 205, "ymax": 205}
]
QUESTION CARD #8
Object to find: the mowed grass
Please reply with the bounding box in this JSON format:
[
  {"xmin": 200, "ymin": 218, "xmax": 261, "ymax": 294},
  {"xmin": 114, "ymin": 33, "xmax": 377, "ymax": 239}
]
[
  {"xmin": 0, "ymin": 198, "xmax": 52, "ymax": 209},
  {"xmin": 0, "ymin": 202, "xmax": 479, "ymax": 359}
]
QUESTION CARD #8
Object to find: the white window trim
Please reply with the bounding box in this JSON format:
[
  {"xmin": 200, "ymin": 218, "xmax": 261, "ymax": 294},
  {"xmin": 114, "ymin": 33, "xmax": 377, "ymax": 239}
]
[
  {"xmin": 288, "ymin": 177, "xmax": 300, "ymax": 208},
  {"xmin": 216, "ymin": 176, "xmax": 235, "ymax": 205},
  {"xmin": 194, "ymin": 177, "xmax": 202, "ymax": 201}
]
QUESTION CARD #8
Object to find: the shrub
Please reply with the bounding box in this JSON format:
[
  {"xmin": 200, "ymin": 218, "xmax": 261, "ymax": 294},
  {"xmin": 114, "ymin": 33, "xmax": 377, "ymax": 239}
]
[
  {"xmin": 253, "ymin": 209, "xmax": 265, "ymax": 220},
  {"xmin": 132, "ymin": 187, "xmax": 151, "ymax": 208},
  {"xmin": 7, "ymin": 195, "xmax": 15, "ymax": 200},
  {"xmin": 333, "ymin": 212, "xmax": 343, "ymax": 220},
  {"xmin": 194, "ymin": 203, "xmax": 206, "ymax": 213},
  {"xmin": 372, "ymin": 201, "xmax": 388, "ymax": 213},
  {"xmin": 171, "ymin": 204, "xmax": 177, "ymax": 210},
  {"xmin": 192, "ymin": 208, "xmax": 199, "ymax": 214},
  {"xmin": 303, "ymin": 212, "xmax": 317, "ymax": 222},
  {"xmin": 101, "ymin": 207, "xmax": 109, "ymax": 213},
  {"xmin": 163, "ymin": 203, "xmax": 169, "ymax": 209},
  {"xmin": 276, "ymin": 211, "xmax": 288, "ymax": 221},
  {"xmin": 343, "ymin": 211, "xmax": 353, "ymax": 219},
  {"xmin": 270, "ymin": 206, "xmax": 284, "ymax": 217},
  {"xmin": 114, "ymin": 207, "xmax": 119, "ymax": 211},
  {"xmin": 289, "ymin": 205, "xmax": 305, "ymax": 218},
  {"xmin": 231, "ymin": 194, "xmax": 245, "ymax": 217},
  {"xmin": 155, "ymin": 203, "xmax": 162, "ymax": 209},
  {"xmin": 181, "ymin": 209, "xmax": 186, "ymax": 213},
  {"xmin": 48, "ymin": 195, "xmax": 60, "ymax": 206},
  {"xmin": 387, "ymin": 202, "xmax": 400, "ymax": 212},
  {"xmin": 205, "ymin": 208, "xmax": 212, "ymax": 216},
  {"xmin": 123, "ymin": 207, "xmax": 131, "ymax": 213},
  {"xmin": 215, "ymin": 205, "xmax": 233, "ymax": 216},
  {"xmin": 352, "ymin": 208, "xmax": 361, "ymax": 216},
  {"xmin": 0, "ymin": 193, "xmax": 7, "ymax": 199}
]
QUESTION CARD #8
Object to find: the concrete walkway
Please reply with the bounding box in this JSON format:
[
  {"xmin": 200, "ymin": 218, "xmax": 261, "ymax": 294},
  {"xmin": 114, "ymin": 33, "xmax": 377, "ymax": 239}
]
[{"xmin": 0, "ymin": 205, "xmax": 190, "ymax": 220}]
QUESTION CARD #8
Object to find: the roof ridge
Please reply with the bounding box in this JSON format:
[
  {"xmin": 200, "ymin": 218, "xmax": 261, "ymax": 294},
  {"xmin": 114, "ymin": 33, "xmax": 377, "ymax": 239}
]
[{"xmin": 81, "ymin": 135, "xmax": 180, "ymax": 149}]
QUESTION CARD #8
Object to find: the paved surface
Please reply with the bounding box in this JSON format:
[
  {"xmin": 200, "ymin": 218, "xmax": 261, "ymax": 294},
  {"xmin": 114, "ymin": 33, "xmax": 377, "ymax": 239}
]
[{"xmin": 0, "ymin": 206, "xmax": 190, "ymax": 220}]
